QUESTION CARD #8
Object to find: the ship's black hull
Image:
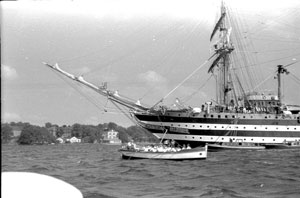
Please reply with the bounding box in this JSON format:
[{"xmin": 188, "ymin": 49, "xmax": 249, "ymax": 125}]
[{"xmin": 134, "ymin": 111, "xmax": 300, "ymax": 146}]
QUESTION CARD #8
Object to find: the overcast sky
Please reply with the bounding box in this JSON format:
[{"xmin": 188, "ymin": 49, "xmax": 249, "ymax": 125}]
[{"xmin": 2, "ymin": 0, "xmax": 300, "ymax": 127}]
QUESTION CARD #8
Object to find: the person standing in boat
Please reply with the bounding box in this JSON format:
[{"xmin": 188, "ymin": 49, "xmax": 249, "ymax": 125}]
[{"xmin": 171, "ymin": 139, "xmax": 176, "ymax": 147}]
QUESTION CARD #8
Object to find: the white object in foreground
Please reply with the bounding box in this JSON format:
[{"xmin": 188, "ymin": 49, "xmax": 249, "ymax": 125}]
[{"xmin": 2, "ymin": 172, "xmax": 83, "ymax": 198}]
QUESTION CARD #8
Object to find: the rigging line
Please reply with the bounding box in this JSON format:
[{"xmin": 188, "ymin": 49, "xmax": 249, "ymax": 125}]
[
  {"xmin": 181, "ymin": 74, "xmax": 213, "ymax": 103},
  {"xmin": 140, "ymin": 20, "xmax": 206, "ymax": 101},
  {"xmin": 246, "ymin": 7, "xmax": 300, "ymax": 36},
  {"xmin": 50, "ymin": 69, "xmax": 108, "ymax": 112},
  {"xmin": 250, "ymin": 37, "xmax": 300, "ymax": 43},
  {"xmin": 290, "ymin": 73, "xmax": 300, "ymax": 84},
  {"xmin": 247, "ymin": 72, "xmax": 275, "ymax": 93},
  {"xmin": 110, "ymin": 101, "xmax": 138, "ymax": 126},
  {"xmin": 231, "ymin": 52, "xmax": 300, "ymax": 70},
  {"xmin": 151, "ymin": 56, "xmax": 214, "ymax": 108}
]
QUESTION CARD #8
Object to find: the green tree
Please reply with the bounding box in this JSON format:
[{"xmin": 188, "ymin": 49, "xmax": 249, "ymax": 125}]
[
  {"xmin": 1, "ymin": 123, "xmax": 13, "ymax": 143},
  {"xmin": 18, "ymin": 125, "xmax": 56, "ymax": 145},
  {"xmin": 45, "ymin": 122, "xmax": 52, "ymax": 128},
  {"xmin": 71, "ymin": 123, "xmax": 82, "ymax": 138},
  {"xmin": 56, "ymin": 127, "xmax": 64, "ymax": 137}
]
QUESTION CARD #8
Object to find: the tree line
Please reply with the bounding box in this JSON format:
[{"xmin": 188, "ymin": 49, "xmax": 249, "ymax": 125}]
[{"xmin": 1, "ymin": 121, "xmax": 158, "ymax": 145}]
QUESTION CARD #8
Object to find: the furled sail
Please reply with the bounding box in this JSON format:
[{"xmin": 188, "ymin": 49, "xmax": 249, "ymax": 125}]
[
  {"xmin": 210, "ymin": 12, "xmax": 226, "ymax": 41},
  {"xmin": 207, "ymin": 51, "xmax": 227, "ymax": 73}
]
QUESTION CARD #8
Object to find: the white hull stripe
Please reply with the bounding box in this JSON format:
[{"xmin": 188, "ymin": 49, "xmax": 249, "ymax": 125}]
[
  {"xmin": 141, "ymin": 121, "xmax": 300, "ymax": 132},
  {"xmin": 152, "ymin": 133, "xmax": 300, "ymax": 144}
]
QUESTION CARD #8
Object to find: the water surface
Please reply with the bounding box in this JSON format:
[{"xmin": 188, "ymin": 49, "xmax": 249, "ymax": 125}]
[{"xmin": 2, "ymin": 144, "xmax": 300, "ymax": 198}]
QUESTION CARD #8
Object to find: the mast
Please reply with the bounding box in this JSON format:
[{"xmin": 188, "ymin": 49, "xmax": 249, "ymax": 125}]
[
  {"xmin": 208, "ymin": 2, "xmax": 234, "ymax": 106},
  {"xmin": 277, "ymin": 65, "xmax": 289, "ymax": 105}
]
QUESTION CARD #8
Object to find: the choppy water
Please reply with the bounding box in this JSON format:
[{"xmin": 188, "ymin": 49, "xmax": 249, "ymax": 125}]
[{"xmin": 2, "ymin": 144, "xmax": 300, "ymax": 198}]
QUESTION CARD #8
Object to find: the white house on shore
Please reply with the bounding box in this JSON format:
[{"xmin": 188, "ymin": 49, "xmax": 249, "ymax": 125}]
[
  {"xmin": 102, "ymin": 129, "xmax": 122, "ymax": 144},
  {"xmin": 56, "ymin": 137, "xmax": 64, "ymax": 144},
  {"xmin": 63, "ymin": 136, "xmax": 81, "ymax": 143}
]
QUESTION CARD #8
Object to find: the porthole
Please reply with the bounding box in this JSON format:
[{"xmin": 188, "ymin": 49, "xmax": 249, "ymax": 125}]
[
  {"xmin": 225, "ymin": 115, "xmax": 228, "ymax": 118},
  {"xmin": 265, "ymin": 127, "xmax": 268, "ymax": 129},
  {"xmin": 273, "ymin": 139, "xmax": 275, "ymax": 141},
  {"xmin": 262, "ymin": 139, "xmax": 264, "ymax": 141},
  {"xmin": 211, "ymin": 115, "xmax": 214, "ymax": 118},
  {"xmin": 192, "ymin": 125, "xmax": 195, "ymax": 127},
  {"xmin": 200, "ymin": 137, "xmax": 202, "ymax": 139},
  {"xmin": 243, "ymin": 116, "xmax": 246, "ymax": 118},
  {"xmin": 218, "ymin": 115, "xmax": 221, "ymax": 118},
  {"xmin": 207, "ymin": 126, "xmax": 209, "ymax": 128},
  {"xmin": 265, "ymin": 116, "xmax": 267, "ymax": 119},
  {"xmin": 244, "ymin": 127, "xmax": 246, "ymax": 129},
  {"xmin": 222, "ymin": 126, "xmax": 224, "ymax": 128},
  {"xmin": 192, "ymin": 137, "xmax": 195, "ymax": 139},
  {"xmin": 200, "ymin": 125, "xmax": 202, "ymax": 128},
  {"xmin": 251, "ymin": 139, "xmax": 253, "ymax": 141},
  {"xmin": 214, "ymin": 126, "xmax": 217, "ymax": 128},
  {"xmin": 232, "ymin": 115, "xmax": 235, "ymax": 118},
  {"xmin": 222, "ymin": 138, "xmax": 224, "ymax": 140},
  {"xmin": 204, "ymin": 115, "xmax": 206, "ymax": 118},
  {"xmin": 178, "ymin": 114, "xmax": 181, "ymax": 116}
]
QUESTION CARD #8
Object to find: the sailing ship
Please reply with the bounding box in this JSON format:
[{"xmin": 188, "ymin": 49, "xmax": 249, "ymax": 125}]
[{"xmin": 44, "ymin": 2, "xmax": 300, "ymax": 147}]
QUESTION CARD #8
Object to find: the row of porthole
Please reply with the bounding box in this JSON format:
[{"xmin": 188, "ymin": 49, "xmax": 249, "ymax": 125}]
[
  {"xmin": 184, "ymin": 136, "xmax": 278, "ymax": 142},
  {"xmin": 171, "ymin": 124, "xmax": 298, "ymax": 130},
  {"xmin": 170, "ymin": 113, "xmax": 297, "ymax": 120}
]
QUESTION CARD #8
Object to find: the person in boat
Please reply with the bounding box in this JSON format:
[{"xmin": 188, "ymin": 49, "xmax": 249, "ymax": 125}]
[
  {"xmin": 126, "ymin": 141, "xmax": 133, "ymax": 150},
  {"xmin": 186, "ymin": 144, "xmax": 191, "ymax": 149},
  {"xmin": 182, "ymin": 144, "xmax": 187, "ymax": 150},
  {"xmin": 171, "ymin": 139, "xmax": 176, "ymax": 147}
]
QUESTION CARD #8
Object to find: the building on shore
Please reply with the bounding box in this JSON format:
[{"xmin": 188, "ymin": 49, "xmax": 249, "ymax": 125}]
[{"xmin": 102, "ymin": 129, "xmax": 122, "ymax": 144}]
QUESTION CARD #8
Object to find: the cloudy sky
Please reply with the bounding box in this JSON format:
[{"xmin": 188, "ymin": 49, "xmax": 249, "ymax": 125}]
[{"xmin": 2, "ymin": 0, "xmax": 300, "ymax": 127}]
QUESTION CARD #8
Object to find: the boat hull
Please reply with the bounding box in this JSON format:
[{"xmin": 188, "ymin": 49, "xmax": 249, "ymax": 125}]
[
  {"xmin": 119, "ymin": 145, "xmax": 207, "ymax": 160},
  {"xmin": 134, "ymin": 112, "xmax": 300, "ymax": 146},
  {"xmin": 264, "ymin": 144, "xmax": 300, "ymax": 149},
  {"xmin": 207, "ymin": 143, "xmax": 265, "ymax": 151}
]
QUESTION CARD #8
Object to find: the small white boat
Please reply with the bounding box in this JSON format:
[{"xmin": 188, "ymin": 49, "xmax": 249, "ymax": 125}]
[
  {"xmin": 208, "ymin": 141, "xmax": 265, "ymax": 151},
  {"xmin": 119, "ymin": 145, "xmax": 207, "ymax": 160}
]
